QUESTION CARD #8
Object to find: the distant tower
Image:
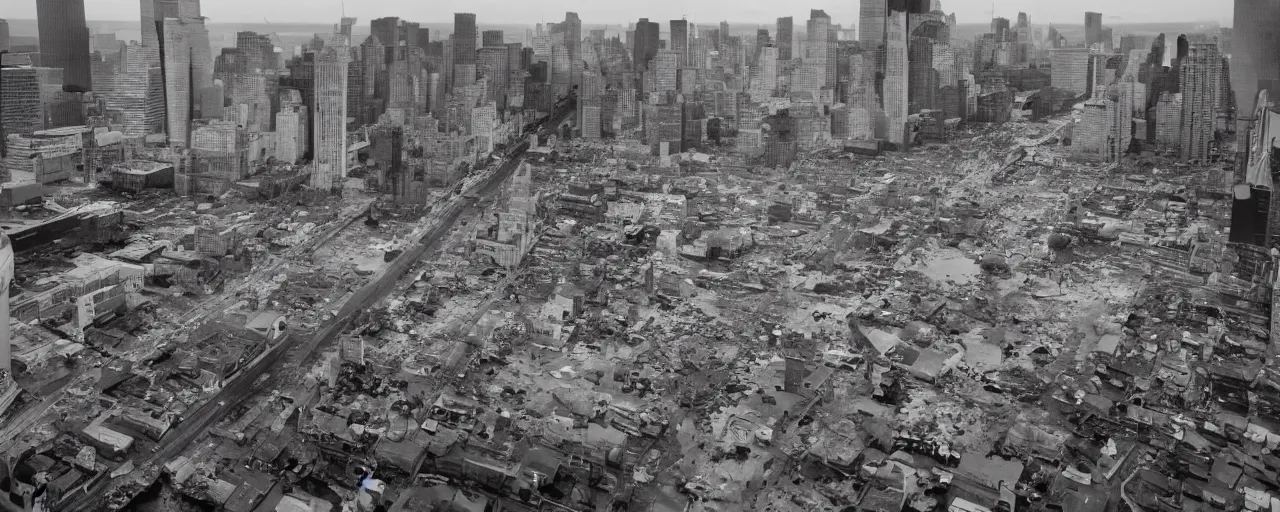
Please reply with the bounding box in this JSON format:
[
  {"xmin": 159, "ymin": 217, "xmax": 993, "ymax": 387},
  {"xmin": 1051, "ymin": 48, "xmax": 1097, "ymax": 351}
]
[
  {"xmin": 1180, "ymin": 42, "xmax": 1223, "ymax": 163},
  {"xmin": 454, "ymin": 13, "xmax": 477, "ymax": 65},
  {"xmin": 1233, "ymin": 0, "xmax": 1280, "ymax": 113},
  {"xmin": 312, "ymin": 38, "xmax": 349, "ymax": 191},
  {"xmin": 1084, "ymin": 12, "xmax": 1103, "ymax": 47},
  {"xmin": 670, "ymin": 19, "xmax": 689, "ymax": 67},
  {"xmin": 36, "ymin": 0, "xmax": 92, "ymax": 91},
  {"xmin": 0, "ymin": 18, "xmax": 11, "ymax": 52},
  {"xmin": 776, "ymin": 16, "xmax": 794, "ymax": 60}
]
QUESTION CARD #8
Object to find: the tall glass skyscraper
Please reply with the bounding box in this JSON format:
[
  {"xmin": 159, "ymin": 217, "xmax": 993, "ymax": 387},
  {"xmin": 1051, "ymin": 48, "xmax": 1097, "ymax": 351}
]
[{"xmin": 36, "ymin": 0, "xmax": 92, "ymax": 92}]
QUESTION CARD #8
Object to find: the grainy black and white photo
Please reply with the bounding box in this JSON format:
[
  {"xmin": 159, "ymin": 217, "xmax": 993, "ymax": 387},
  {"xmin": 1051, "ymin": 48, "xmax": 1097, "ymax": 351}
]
[{"xmin": 0, "ymin": 0, "xmax": 1259, "ymax": 511}]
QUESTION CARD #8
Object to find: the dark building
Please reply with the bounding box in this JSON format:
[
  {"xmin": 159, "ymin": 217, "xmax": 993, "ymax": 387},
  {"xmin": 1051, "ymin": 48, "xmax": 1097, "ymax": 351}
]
[
  {"xmin": 670, "ymin": 19, "xmax": 689, "ymax": 67},
  {"xmin": 776, "ymin": 17, "xmax": 793, "ymax": 61},
  {"xmin": 634, "ymin": 18, "xmax": 660, "ymax": 72},
  {"xmin": 1085, "ymin": 12, "xmax": 1103, "ymax": 47},
  {"xmin": 346, "ymin": 64, "xmax": 365, "ymax": 126},
  {"xmin": 36, "ymin": 0, "xmax": 92, "ymax": 92},
  {"xmin": 755, "ymin": 29, "xmax": 772, "ymax": 66},
  {"xmin": 482, "ymin": 30, "xmax": 504, "ymax": 48},
  {"xmin": 370, "ymin": 17, "xmax": 400, "ymax": 52},
  {"xmin": 990, "ymin": 17, "xmax": 1011, "ymax": 42},
  {"xmin": 400, "ymin": 21, "xmax": 420, "ymax": 48},
  {"xmin": 1234, "ymin": 0, "xmax": 1280, "ymax": 113},
  {"xmin": 453, "ymin": 13, "xmax": 477, "ymax": 66},
  {"xmin": 414, "ymin": 28, "xmax": 430, "ymax": 51}
]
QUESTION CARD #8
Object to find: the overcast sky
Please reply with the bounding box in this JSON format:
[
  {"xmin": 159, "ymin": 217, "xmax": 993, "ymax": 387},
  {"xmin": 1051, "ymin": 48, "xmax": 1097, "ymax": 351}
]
[{"xmin": 8, "ymin": 0, "xmax": 1234, "ymax": 26}]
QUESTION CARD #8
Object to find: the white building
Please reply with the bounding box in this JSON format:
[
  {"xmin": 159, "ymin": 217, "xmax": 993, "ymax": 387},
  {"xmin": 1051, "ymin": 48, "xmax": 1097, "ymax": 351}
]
[{"xmin": 311, "ymin": 39, "xmax": 349, "ymax": 190}]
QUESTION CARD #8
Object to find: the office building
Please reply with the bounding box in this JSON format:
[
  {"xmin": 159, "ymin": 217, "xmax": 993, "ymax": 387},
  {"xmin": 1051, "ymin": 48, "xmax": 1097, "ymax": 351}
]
[
  {"xmin": 1, "ymin": 19, "xmax": 11, "ymax": 52},
  {"xmin": 1180, "ymin": 42, "xmax": 1222, "ymax": 162},
  {"xmin": 991, "ymin": 17, "xmax": 1010, "ymax": 42},
  {"xmin": 777, "ymin": 17, "xmax": 794, "ymax": 61},
  {"xmin": 859, "ymin": 0, "xmax": 886, "ymax": 46},
  {"xmin": 370, "ymin": 17, "xmax": 400, "ymax": 52},
  {"xmin": 882, "ymin": 11, "xmax": 909, "ymax": 144},
  {"xmin": 1155, "ymin": 92, "xmax": 1182, "ymax": 151},
  {"xmin": 807, "ymin": 10, "xmax": 836, "ymax": 88},
  {"xmin": 36, "ymin": 0, "xmax": 92, "ymax": 91},
  {"xmin": 1, "ymin": 68, "xmax": 48, "ymax": 137},
  {"xmin": 671, "ymin": 20, "xmax": 689, "ymax": 67},
  {"xmin": 634, "ymin": 18, "xmax": 660, "ymax": 72},
  {"xmin": 483, "ymin": 30, "xmax": 504, "ymax": 48},
  {"xmin": 236, "ymin": 31, "xmax": 275, "ymax": 72},
  {"xmin": 1050, "ymin": 48, "xmax": 1091, "ymax": 95},
  {"xmin": 454, "ymin": 13, "xmax": 477, "ymax": 66},
  {"xmin": 1085, "ymin": 12, "xmax": 1103, "ymax": 47},
  {"xmin": 161, "ymin": 16, "xmax": 213, "ymax": 146},
  {"xmin": 312, "ymin": 41, "xmax": 349, "ymax": 190},
  {"xmin": 1232, "ymin": 0, "xmax": 1280, "ymax": 113}
]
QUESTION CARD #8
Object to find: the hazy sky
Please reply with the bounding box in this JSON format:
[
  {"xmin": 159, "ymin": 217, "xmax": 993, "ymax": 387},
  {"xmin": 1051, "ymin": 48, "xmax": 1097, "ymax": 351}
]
[{"xmin": 7, "ymin": 0, "xmax": 1234, "ymax": 26}]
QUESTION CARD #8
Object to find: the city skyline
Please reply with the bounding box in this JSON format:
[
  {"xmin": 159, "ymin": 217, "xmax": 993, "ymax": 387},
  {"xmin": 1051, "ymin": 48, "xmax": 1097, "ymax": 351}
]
[{"xmin": 3, "ymin": 0, "xmax": 1235, "ymax": 27}]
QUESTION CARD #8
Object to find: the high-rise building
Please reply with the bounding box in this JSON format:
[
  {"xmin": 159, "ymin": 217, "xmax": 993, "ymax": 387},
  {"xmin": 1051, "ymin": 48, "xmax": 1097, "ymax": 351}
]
[
  {"xmin": 312, "ymin": 40, "xmax": 349, "ymax": 190},
  {"xmin": 991, "ymin": 17, "xmax": 1011, "ymax": 42},
  {"xmin": 37, "ymin": 0, "xmax": 92, "ymax": 92},
  {"xmin": 161, "ymin": 18, "xmax": 198, "ymax": 145},
  {"xmin": 634, "ymin": 18, "xmax": 660, "ymax": 72},
  {"xmin": 561, "ymin": 12, "xmax": 582, "ymax": 71},
  {"xmin": 1016, "ymin": 12, "xmax": 1030, "ymax": 28},
  {"xmin": 859, "ymin": 0, "xmax": 886, "ymax": 47},
  {"xmin": 454, "ymin": 13, "xmax": 477, "ymax": 66},
  {"xmin": 756, "ymin": 46, "xmax": 778, "ymax": 95},
  {"xmin": 777, "ymin": 17, "xmax": 794, "ymax": 61},
  {"xmin": 807, "ymin": 10, "xmax": 837, "ymax": 89},
  {"xmin": 1180, "ymin": 42, "xmax": 1222, "ymax": 163},
  {"xmin": 883, "ymin": 11, "xmax": 909, "ymax": 144},
  {"xmin": 483, "ymin": 30, "xmax": 504, "ymax": 48},
  {"xmin": 371, "ymin": 17, "xmax": 400, "ymax": 52},
  {"xmin": 1050, "ymin": 48, "xmax": 1091, "ymax": 95},
  {"xmin": 1232, "ymin": 0, "xmax": 1280, "ymax": 113},
  {"xmin": 399, "ymin": 21, "xmax": 420, "ymax": 48},
  {"xmin": 236, "ymin": 31, "xmax": 275, "ymax": 72},
  {"xmin": 671, "ymin": 20, "xmax": 689, "ymax": 67},
  {"xmin": 1, "ymin": 68, "xmax": 47, "ymax": 137},
  {"xmin": 1155, "ymin": 92, "xmax": 1183, "ymax": 150},
  {"xmin": 1084, "ymin": 12, "xmax": 1103, "ymax": 47},
  {"xmin": 0, "ymin": 18, "xmax": 10, "ymax": 52},
  {"xmin": 340, "ymin": 17, "xmax": 356, "ymax": 43}
]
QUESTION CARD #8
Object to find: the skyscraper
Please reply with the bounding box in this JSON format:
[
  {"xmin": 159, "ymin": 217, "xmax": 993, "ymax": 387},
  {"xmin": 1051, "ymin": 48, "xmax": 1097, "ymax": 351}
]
[
  {"xmin": 671, "ymin": 19, "xmax": 689, "ymax": 67},
  {"xmin": 36, "ymin": 0, "xmax": 92, "ymax": 92},
  {"xmin": 0, "ymin": 18, "xmax": 11, "ymax": 52},
  {"xmin": 140, "ymin": 0, "xmax": 179, "ymax": 66},
  {"xmin": 162, "ymin": 16, "xmax": 212, "ymax": 146},
  {"xmin": 1016, "ymin": 12, "xmax": 1030, "ymax": 28},
  {"xmin": 991, "ymin": 17, "xmax": 1011, "ymax": 41},
  {"xmin": 883, "ymin": 11, "xmax": 909, "ymax": 144},
  {"xmin": 1180, "ymin": 42, "xmax": 1222, "ymax": 163},
  {"xmin": 807, "ymin": 10, "xmax": 836, "ymax": 89},
  {"xmin": 1085, "ymin": 12, "xmax": 1103, "ymax": 47},
  {"xmin": 371, "ymin": 17, "xmax": 400, "ymax": 51},
  {"xmin": 634, "ymin": 18, "xmax": 660, "ymax": 72},
  {"xmin": 776, "ymin": 17, "xmax": 793, "ymax": 61},
  {"xmin": 859, "ymin": 0, "xmax": 886, "ymax": 46},
  {"xmin": 1232, "ymin": 0, "xmax": 1280, "ymax": 113},
  {"xmin": 312, "ymin": 40, "xmax": 349, "ymax": 190},
  {"xmin": 483, "ymin": 30, "xmax": 504, "ymax": 48},
  {"xmin": 454, "ymin": 13, "xmax": 477, "ymax": 66}
]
